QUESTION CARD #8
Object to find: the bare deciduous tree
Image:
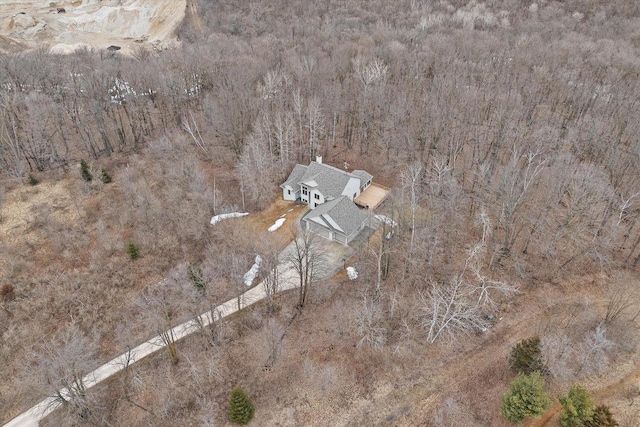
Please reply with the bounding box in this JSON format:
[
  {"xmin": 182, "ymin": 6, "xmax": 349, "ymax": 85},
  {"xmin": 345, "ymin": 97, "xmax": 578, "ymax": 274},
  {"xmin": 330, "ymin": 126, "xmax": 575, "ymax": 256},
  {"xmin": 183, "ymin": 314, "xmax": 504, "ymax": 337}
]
[
  {"xmin": 137, "ymin": 281, "xmax": 185, "ymax": 364},
  {"xmin": 418, "ymin": 277, "xmax": 488, "ymax": 344},
  {"xmin": 257, "ymin": 238, "xmax": 281, "ymax": 314},
  {"xmin": 401, "ymin": 161, "xmax": 423, "ymax": 255},
  {"xmin": 288, "ymin": 228, "xmax": 323, "ymax": 310},
  {"xmin": 354, "ymin": 290, "xmax": 387, "ymax": 350},
  {"xmin": 492, "ymin": 145, "xmax": 546, "ymax": 258},
  {"xmin": 236, "ymin": 120, "xmax": 281, "ymax": 209},
  {"xmin": 27, "ymin": 327, "xmax": 98, "ymax": 422}
]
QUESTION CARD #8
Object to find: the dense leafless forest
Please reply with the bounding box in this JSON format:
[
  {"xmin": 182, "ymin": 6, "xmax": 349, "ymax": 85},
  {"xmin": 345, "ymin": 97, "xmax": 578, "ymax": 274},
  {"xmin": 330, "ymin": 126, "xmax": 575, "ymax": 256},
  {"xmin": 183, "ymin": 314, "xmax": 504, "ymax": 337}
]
[{"xmin": 2, "ymin": 0, "xmax": 640, "ymax": 425}]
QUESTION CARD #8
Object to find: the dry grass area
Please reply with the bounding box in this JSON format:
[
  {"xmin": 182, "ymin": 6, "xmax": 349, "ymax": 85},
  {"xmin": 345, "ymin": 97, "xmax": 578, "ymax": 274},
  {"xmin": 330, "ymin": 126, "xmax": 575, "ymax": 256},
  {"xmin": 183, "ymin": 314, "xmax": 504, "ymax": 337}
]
[
  {"xmin": 2, "ymin": 169, "xmax": 639, "ymax": 427},
  {"xmin": 247, "ymin": 272, "xmax": 640, "ymax": 427},
  {"xmin": 531, "ymin": 350, "xmax": 640, "ymax": 427},
  {"xmin": 0, "ymin": 158, "xmax": 307, "ymax": 425},
  {"xmin": 38, "ymin": 263, "xmax": 640, "ymax": 426},
  {"xmin": 2, "ymin": 0, "xmax": 640, "ymax": 424},
  {"xmin": 242, "ymin": 198, "xmax": 308, "ymax": 251},
  {"xmin": 0, "ymin": 179, "xmax": 77, "ymax": 240}
]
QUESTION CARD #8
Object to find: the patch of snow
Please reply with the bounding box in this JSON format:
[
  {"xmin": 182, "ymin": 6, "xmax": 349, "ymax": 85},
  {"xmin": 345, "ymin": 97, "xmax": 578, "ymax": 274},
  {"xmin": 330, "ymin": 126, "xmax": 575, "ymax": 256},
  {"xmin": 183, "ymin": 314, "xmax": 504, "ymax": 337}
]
[
  {"xmin": 268, "ymin": 218, "xmax": 286, "ymax": 232},
  {"xmin": 279, "ymin": 213, "xmax": 287, "ymax": 218},
  {"xmin": 243, "ymin": 255, "xmax": 262, "ymax": 287},
  {"xmin": 346, "ymin": 266, "xmax": 358, "ymax": 280},
  {"xmin": 184, "ymin": 73, "xmax": 201, "ymax": 97},
  {"xmin": 210, "ymin": 212, "xmax": 249, "ymax": 225},
  {"xmin": 375, "ymin": 214, "xmax": 398, "ymax": 227},
  {"xmin": 288, "ymin": 208, "xmax": 294, "ymax": 212},
  {"xmin": 109, "ymin": 77, "xmax": 135, "ymax": 104}
]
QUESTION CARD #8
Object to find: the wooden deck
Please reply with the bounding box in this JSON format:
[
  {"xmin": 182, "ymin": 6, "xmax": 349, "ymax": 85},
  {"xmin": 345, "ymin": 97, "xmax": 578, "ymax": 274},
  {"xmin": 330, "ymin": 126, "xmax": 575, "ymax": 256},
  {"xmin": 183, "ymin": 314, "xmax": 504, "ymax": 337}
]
[{"xmin": 354, "ymin": 183, "xmax": 390, "ymax": 210}]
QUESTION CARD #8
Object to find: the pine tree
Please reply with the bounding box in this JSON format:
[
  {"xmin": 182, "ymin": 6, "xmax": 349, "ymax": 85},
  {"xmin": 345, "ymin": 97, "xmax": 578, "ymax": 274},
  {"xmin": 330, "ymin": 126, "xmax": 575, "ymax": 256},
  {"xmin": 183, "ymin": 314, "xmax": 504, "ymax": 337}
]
[
  {"xmin": 28, "ymin": 174, "xmax": 39, "ymax": 186},
  {"xmin": 80, "ymin": 160, "xmax": 93, "ymax": 182},
  {"xmin": 0, "ymin": 283, "xmax": 16, "ymax": 302},
  {"xmin": 509, "ymin": 336, "xmax": 546, "ymax": 375},
  {"xmin": 501, "ymin": 372, "xmax": 551, "ymax": 423},
  {"xmin": 99, "ymin": 169, "xmax": 112, "ymax": 184},
  {"xmin": 188, "ymin": 262, "xmax": 205, "ymax": 292},
  {"xmin": 559, "ymin": 385, "xmax": 595, "ymax": 427},
  {"xmin": 585, "ymin": 405, "xmax": 618, "ymax": 427},
  {"xmin": 126, "ymin": 243, "xmax": 140, "ymax": 260},
  {"xmin": 228, "ymin": 386, "xmax": 254, "ymax": 425}
]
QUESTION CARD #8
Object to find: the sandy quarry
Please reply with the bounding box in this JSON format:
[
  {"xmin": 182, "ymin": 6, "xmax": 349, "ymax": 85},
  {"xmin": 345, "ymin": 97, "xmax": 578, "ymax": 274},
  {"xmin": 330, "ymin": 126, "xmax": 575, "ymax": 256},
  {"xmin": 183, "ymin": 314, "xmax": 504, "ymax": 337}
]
[{"xmin": 0, "ymin": 0, "xmax": 188, "ymax": 55}]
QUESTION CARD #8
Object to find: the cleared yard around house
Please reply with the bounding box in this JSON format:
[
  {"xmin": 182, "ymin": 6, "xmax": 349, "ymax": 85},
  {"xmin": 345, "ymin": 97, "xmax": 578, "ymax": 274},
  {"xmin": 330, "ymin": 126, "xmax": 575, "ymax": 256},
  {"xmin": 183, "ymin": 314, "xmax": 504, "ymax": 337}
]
[{"xmin": 354, "ymin": 183, "xmax": 390, "ymax": 210}]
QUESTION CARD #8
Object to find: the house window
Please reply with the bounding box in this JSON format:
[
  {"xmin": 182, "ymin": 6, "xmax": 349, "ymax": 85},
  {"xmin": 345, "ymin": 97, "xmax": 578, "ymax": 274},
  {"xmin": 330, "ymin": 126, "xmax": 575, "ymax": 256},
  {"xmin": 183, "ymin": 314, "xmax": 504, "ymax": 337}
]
[
  {"xmin": 314, "ymin": 202, "xmax": 318, "ymax": 208},
  {"xmin": 288, "ymin": 189, "xmax": 291, "ymax": 195},
  {"xmin": 314, "ymin": 193, "xmax": 320, "ymax": 200},
  {"xmin": 302, "ymin": 187, "xmax": 308, "ymax": 196}
]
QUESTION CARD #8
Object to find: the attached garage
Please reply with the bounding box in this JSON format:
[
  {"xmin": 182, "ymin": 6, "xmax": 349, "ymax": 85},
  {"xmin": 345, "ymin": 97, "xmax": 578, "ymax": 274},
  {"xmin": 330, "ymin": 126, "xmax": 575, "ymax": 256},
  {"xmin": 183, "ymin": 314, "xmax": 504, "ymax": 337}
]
[
  {"xmin": 306, "ymin": 220, "xmax": 332, "ymax": 240},
  {"xmin": 301, "ymin": 196, "xmax": 369, "ymax": 246}
]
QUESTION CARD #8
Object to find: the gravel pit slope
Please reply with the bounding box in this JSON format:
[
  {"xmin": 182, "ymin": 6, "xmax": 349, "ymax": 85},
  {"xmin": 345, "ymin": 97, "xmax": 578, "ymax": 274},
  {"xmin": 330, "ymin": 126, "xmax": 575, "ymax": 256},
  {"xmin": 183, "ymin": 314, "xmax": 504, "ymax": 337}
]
[{"xmin": 0, "ymin": 0, "xmax": 187, "ymax": 54}]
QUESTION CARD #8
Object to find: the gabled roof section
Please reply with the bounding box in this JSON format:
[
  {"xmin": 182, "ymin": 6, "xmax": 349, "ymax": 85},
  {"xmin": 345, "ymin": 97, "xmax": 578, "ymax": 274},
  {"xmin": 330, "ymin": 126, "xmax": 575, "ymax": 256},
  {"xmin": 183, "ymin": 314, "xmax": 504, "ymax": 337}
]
[
  {"xmin": 280, "ymin": 164, "xmax": 307, "ymax": 189},
  {"xmin": 303, "ymin": 196, "xmax": 368, "ymax": 236},
  {"xmin": 297, "ymin": 161, "xmax": 356, "ymax": 199},
  {"xmin": 352, "ymin": 170, "xmax": 373, "ymax": 184}
]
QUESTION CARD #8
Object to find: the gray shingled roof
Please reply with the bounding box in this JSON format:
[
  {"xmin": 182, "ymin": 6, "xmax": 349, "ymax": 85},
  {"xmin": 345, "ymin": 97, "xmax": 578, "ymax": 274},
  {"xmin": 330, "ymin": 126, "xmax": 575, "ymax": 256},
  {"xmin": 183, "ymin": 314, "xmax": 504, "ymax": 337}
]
[
  {"xmin": 297, "ymin": 161, "xmax": 356, "ymax": 199},
  {"xmin": 280, "ymin": 164, "xmax": 308, "ymax": 189},
  {"xmin": 303, "ymin": 196, "xmax": 368, "ymax": 236},
  {"xmin": 352, "ymin": 170, "xmax": 373, "ymax": 184}
]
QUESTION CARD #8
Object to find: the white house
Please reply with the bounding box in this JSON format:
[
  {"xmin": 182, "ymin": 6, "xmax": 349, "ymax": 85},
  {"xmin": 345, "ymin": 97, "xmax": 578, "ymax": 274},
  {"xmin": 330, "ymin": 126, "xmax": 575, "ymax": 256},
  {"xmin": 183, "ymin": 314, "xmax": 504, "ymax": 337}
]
[
  {"xmin": 280, "ymin": 157, "xmax": 372, "ymax": 209},
  {"xmin": 280, "ymin": 157, "xmax": 374, "ymax": 245}
]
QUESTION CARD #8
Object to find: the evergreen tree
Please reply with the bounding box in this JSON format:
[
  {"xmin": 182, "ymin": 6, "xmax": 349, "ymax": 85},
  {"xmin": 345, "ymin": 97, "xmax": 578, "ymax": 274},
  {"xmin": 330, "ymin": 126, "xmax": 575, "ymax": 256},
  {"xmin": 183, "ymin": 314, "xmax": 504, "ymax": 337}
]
[
  {"xmin": 585, "ymin": 405, "xmax": 618, "ymax": 427},
  {"xmin": 509, "ymin": 336, "xmax": 546, "ymax": 375},
  {"xmin": 501, "ymin": 372, "xmax": 551, "ymax": 423},
  {"xmin": 188, "ymin": 262, "xmax": 206, "ymax": 292},
  {"xmin": 228, "ymin": 386, "xmax": 254, "ymax": 425},
  {"xmin": 126, "ymin": 243, "xmax": 140, "ymax": 260},
  {"xmin": 559, "ymin": 385, "xmax": 595, "ymax": 427},
  {"xmin": 99, "ymin": 169, "xmax": 112, "ymax": 184},
  {"xmin": 0, "ymin": 283, "xmax": 16, "ymax": 302},
  {"xmin": 28, "ymin": 173, "xmax": 39, "ymax": 186},
  {"xmin": 80, "ymin": 160, "xmax": 93, "ymax": 182}
]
